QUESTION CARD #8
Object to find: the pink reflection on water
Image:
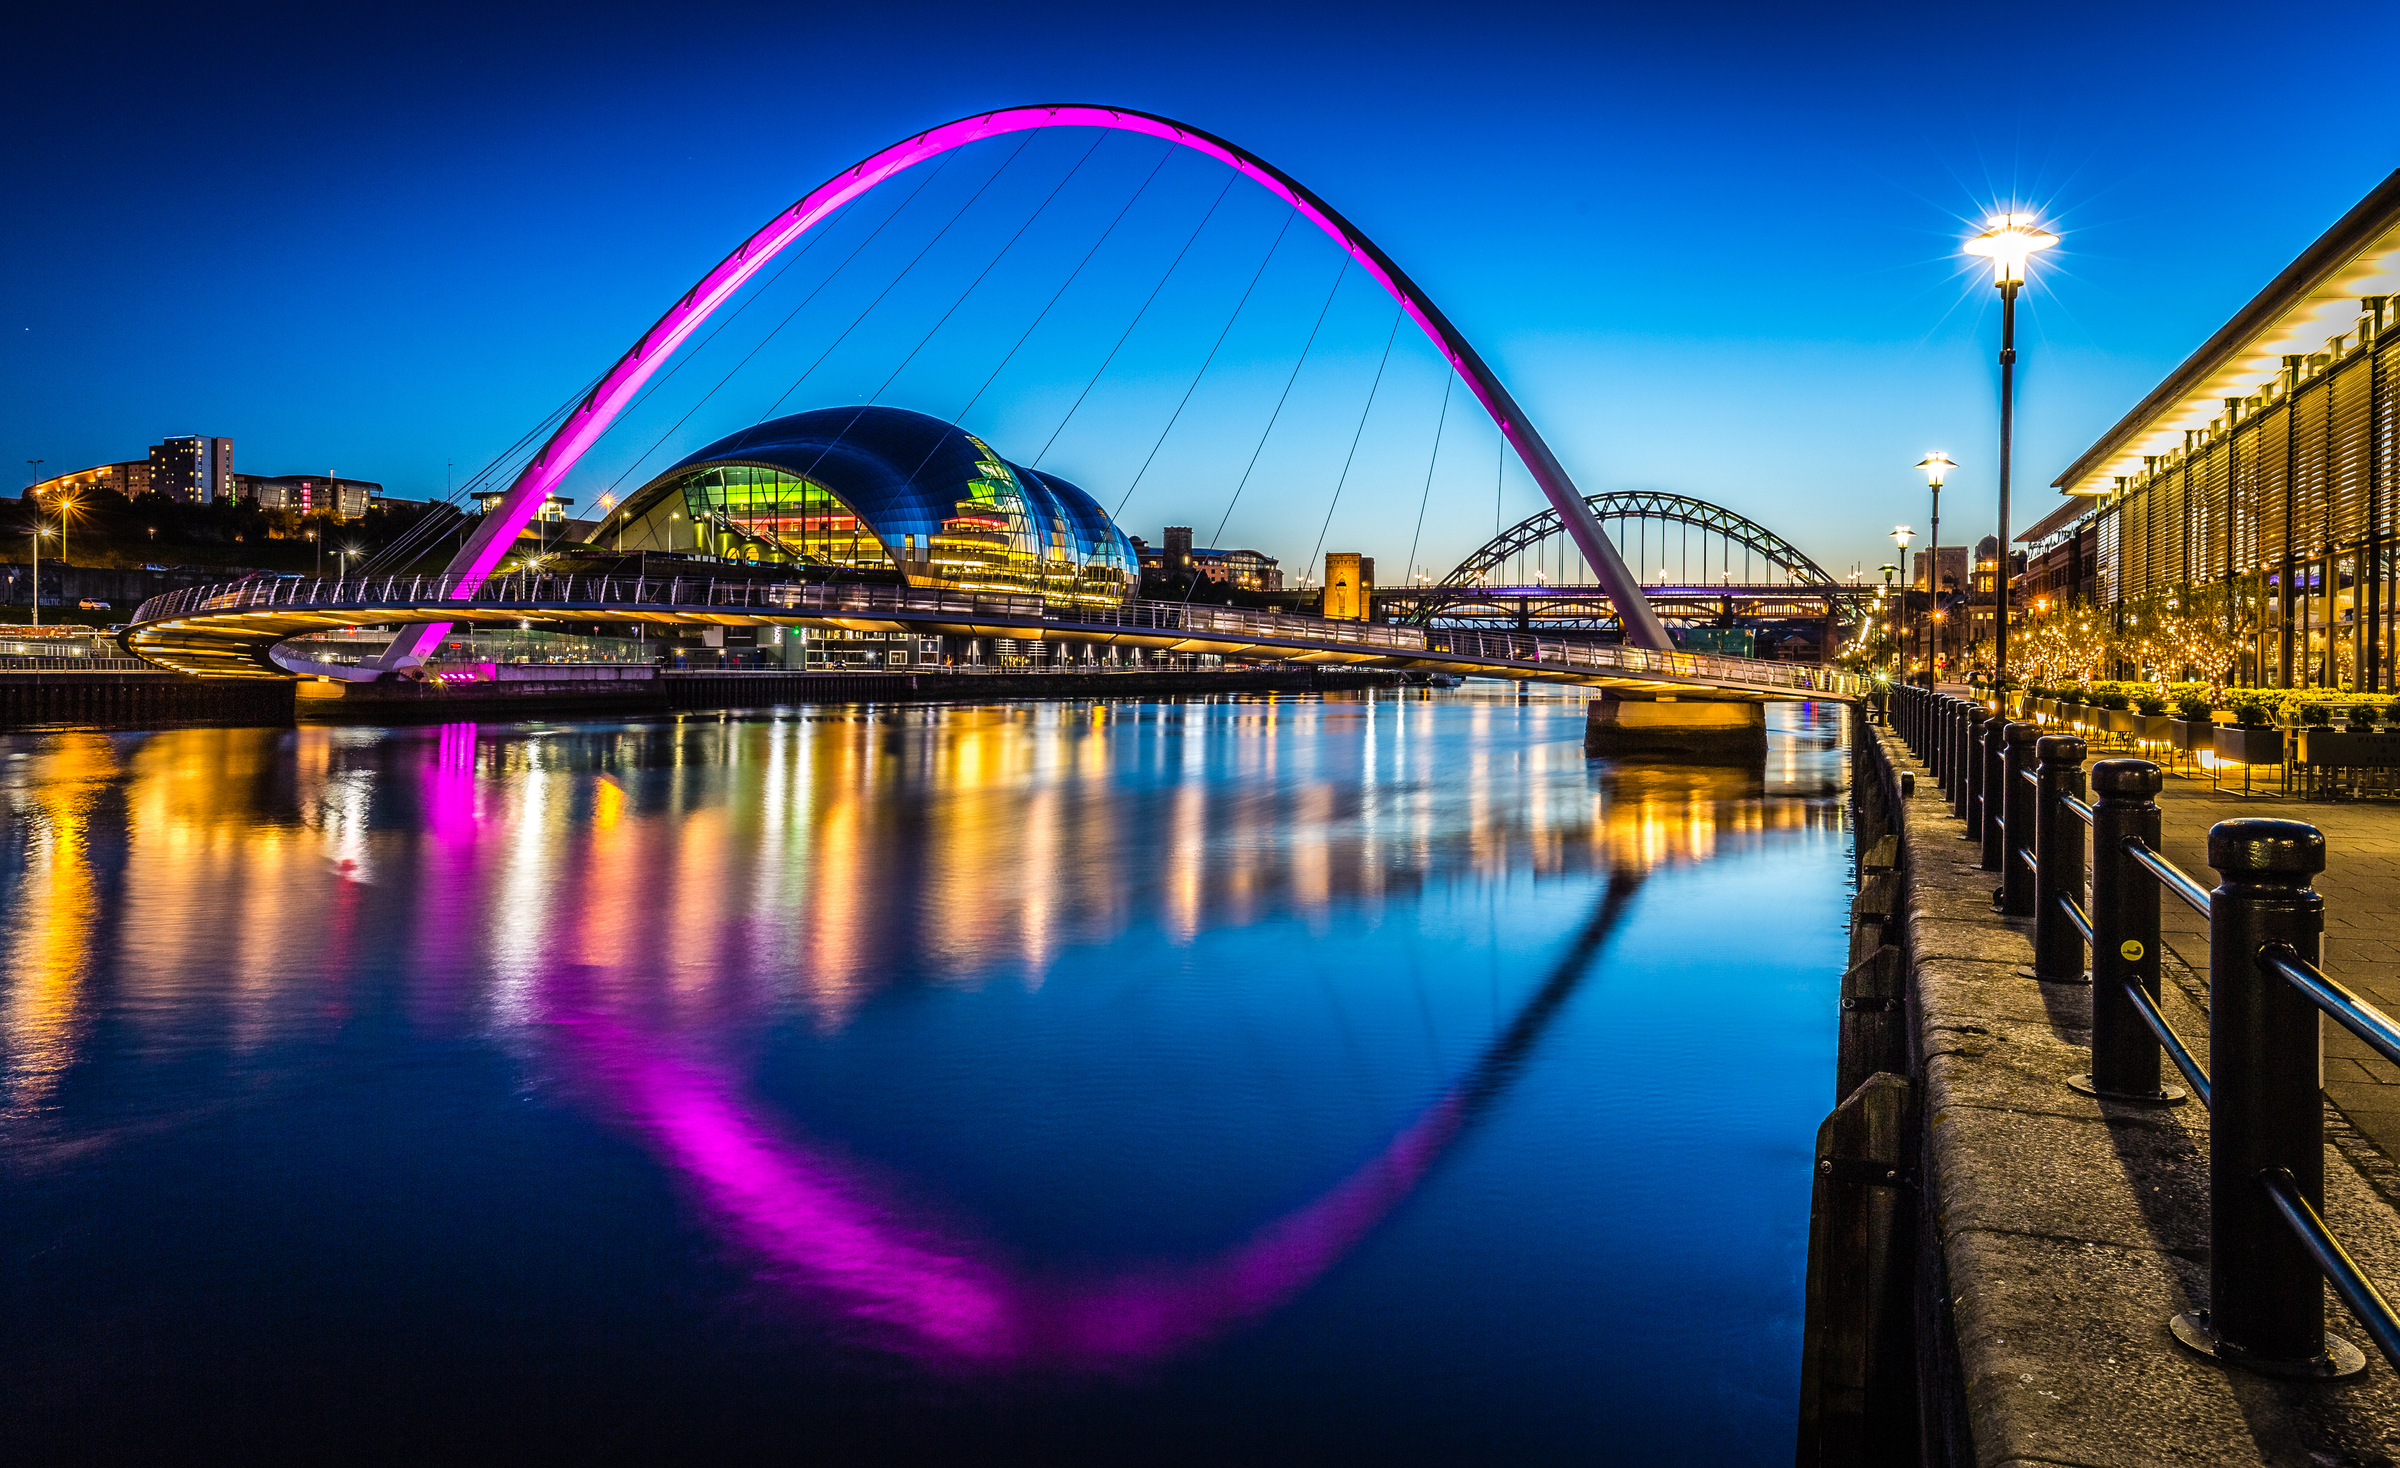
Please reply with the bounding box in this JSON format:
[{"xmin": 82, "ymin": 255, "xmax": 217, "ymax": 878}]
[
  {"xmin": 423, "ymin": 723, "xmax": 480, "ymax": 845},
  {"xmin": 548, "ymin": 872, "xmax": 1635, "ymax": 1373},
  {"xmin": 564, "ymin": 1003, "xmax": 1461, "ymax": 1370}
]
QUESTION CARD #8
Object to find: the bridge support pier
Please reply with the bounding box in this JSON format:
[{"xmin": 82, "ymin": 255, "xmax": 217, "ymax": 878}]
[{"xmin": 1582, "ymin": 693, "xmax": 1767, "ymax": 763}]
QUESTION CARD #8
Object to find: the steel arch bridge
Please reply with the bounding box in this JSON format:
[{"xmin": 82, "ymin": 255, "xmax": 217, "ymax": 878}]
[
  {"xmin": 1386, "ymin": 491, "xmax": 1871, "ymax": 631},
  {"xmin": 123, "ymin": 106, "xmax": 1866, "ymax": 700},
  {"xmin": 351, "ymin": 101, "xmax": 1670, "ymax": 679}
]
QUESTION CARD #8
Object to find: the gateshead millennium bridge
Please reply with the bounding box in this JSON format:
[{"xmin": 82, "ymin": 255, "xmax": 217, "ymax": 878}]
[{"xmin": 123, "ymin": 104, "xmax": 1862, "ymax": 703}]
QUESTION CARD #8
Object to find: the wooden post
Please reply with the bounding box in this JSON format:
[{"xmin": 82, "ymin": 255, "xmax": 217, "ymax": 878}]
[{"xmin": 1796, "ymin": 1073, "xmax": 1919, "ymax": 1466}]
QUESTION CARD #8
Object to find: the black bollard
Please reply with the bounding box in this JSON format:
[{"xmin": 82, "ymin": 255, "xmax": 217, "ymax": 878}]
[
  {"xmin": 1931, "ymin": 697, "xmax": 1951, "ymax": 786},
  {"xmin": 2029, "ymin": 734, "xmax": 2089, "ymax": 981},
  {"xmin": 1962, "ymin": 708, "xmax": 1991, "ymax": 840},
  {"xmin": 2171, "ymin": 818, "xmax": 2363, "ymax": 1377},
  {"xmin": 1998, "ymin": 722, "xmax": 2041, "ymax": 916},
  {"xmin": 2072, "ymin": 759, "xmax": 2185, "ymax": 1103},
  {"xmin": 1948, "ymin": 700, "xmax": 1968, "ymax": 825},
  {"xmin": 1978, "ymin": 714, "xmax": 2007, "ymax": 873}
]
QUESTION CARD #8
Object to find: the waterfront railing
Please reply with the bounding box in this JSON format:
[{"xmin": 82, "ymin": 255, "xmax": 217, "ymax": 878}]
[
  {"xmin": 1889, "ymin": 682, "xmax": 2400, "ymax": 1379},
  {"xmin": 127, "ymin": 574, "xmax": 1863, "ymax": 698}
]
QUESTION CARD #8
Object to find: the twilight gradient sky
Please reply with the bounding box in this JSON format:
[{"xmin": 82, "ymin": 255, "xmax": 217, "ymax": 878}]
[{"xmin": 7, "ymin": 0, "xmax": 2399, "ymax": 582}]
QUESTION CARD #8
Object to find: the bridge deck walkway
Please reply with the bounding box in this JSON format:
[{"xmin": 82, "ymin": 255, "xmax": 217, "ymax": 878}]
[{"xmin": 126, "ymin": 575, "xmax": 1864, "ymax": 701}]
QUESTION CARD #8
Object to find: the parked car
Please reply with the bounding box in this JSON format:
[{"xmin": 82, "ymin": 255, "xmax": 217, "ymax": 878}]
[{"xmin": 78, "ymin": 600, "xmax": 111, "ymax": 610}]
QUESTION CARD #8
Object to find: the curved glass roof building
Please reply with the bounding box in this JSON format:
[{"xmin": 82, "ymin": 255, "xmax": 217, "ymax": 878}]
[{"xmin": 606, "ymin": 407, "xmax": 1139, "ymax": 608}]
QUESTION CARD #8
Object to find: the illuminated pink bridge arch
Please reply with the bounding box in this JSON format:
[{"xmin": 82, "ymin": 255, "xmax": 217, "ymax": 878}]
[{"xmin": 381, "ymin": 104, "xmax": 1672, "ymax": 669}]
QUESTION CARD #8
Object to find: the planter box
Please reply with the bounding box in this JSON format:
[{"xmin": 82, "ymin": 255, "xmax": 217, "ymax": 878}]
[
  {"xmin": 2166, "ymin": 718, "xmax": 2213, "ymax": 752},
  {"xmin": 2215, "ymin": 725, "xmax": 2284, "ymax": 765},
  {"xmin": 2060, "ymin": 702, "xmax": 2089, "ymax": 727},
  {"xmin": 2296, "ymin": 728, "xmax": 2400, "ymax": 769},
  {"xmin": 2097, "ymin": 708, "xmax": 2135, "ymax": 734},
  {"xmin": 2034, "ymin": 698, "xmax": 2057, "ymax": 720},
  {"xmin": 2132, "ymin": 713, "xmax": 2173, "ymax": 742}
]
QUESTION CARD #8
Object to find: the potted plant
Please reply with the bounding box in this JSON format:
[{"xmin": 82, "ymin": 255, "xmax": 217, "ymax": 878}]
[
  {"xmin": 2133, "ymin": 694, "xmax": 2170, "ymax": 742},
  {"xmin": 2168, "ymin": 696, "xmax": 2214, "ymax": 753},
  {"xmin": 2216, "ymin": 699, "xmax": 2283, "ymax": 766},
  {"xmin": 2032, "ymin": 686, "xmax": 2057, "ymax": 720},
  {"xmin": 2291, "ymin": 703, "xmax": 2332, "ymax": 767},
  {"xmin": 2302, "ymin": 702, "xmax": 2400, "ymax": 771},
  {"xmin": 2096, "ymin": 689, "xmax": 2135, "ymax": 734}
]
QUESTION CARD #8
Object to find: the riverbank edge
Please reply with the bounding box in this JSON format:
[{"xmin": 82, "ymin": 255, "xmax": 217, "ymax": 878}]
[{"xmin": 1855, "ymin": 718, "xmax": 2400, "ymax": 1464}]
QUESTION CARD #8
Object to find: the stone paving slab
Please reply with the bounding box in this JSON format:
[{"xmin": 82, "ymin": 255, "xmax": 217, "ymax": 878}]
[{"xmin": 1879, "ymin": 725, "xmax": 2400, "ymax": 1466}]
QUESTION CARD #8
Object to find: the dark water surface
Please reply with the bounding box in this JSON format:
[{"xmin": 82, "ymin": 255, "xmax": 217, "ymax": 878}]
[{"xmin": 2, "ymin": 690, "xmax": 1850, "ymax": 1463}]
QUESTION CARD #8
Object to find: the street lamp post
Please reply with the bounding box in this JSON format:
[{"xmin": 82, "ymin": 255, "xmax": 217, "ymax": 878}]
[
  {"xmin": 1965, "ymin": 214, "xmax": 2058, "ymax": 689},
  {"xmin": 1891, "ymin": 524, "xmax": 1915, "ymax": 680},
  {"xmin": 21, "ymin": 461, "xmax": 40, "ymax": 626},
  {"xmin": 1878, "ymin": 562, "xmax": 1901, "ymax": 680},
  {"xmin": 1918, "ymin": 452, "xmax": 1955, "ymax": 679},
  {"xmin": 27, "ymin": 524, "xmax": 52, "ymax": 627}
]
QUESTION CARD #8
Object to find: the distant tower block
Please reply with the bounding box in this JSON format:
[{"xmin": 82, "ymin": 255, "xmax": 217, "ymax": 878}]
[{"xmin": 1325, "ymin": 553, "xmax": 1375, "ymax": 621}]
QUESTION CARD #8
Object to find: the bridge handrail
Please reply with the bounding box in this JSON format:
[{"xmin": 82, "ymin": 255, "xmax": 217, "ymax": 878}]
[{"xmin": 127, "ymin": 575, "xmax": 1863, "ymax": 696}]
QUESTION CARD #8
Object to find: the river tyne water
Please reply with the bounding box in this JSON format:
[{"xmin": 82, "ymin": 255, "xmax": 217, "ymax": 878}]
[{"xmin": 2, "ymin": 689, "xmax": 1851, "ymax": 1463}]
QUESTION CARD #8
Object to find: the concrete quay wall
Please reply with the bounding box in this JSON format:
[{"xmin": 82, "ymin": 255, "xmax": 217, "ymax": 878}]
[{"xmin": 1852, "ymin": 719, "xmax": 2400, "ymax": 1465}]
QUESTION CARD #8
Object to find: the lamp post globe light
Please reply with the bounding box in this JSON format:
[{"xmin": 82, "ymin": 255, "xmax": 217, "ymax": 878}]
[
  {"xmin": 1890, "ymin": 524, "xmax": 1915, "ymax": 678},
  {"xmin": 1917, "ymin": 452, "xmax": 1955, "ymax": 680},
  {"xmin": 1964, "ymin": 213, "xmax": 2057, "ymax": 688}
]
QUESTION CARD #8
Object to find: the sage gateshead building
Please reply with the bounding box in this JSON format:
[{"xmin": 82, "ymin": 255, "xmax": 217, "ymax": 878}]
[
  {"xmin": 600, "ymin": 406, "xmax": 1140, "ymax": 609},
  {"xmin": 2031, "ymin": 170, "xmax": 2400, "ymax": 691}
]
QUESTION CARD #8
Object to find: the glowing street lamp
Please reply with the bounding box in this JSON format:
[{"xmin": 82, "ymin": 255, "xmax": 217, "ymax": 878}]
[
  {"xmin": 52, "ymin": 494, "xmax": 80, "ymax": 565},
  {"xmin": 1918, "ymin": 452, "xmax": 1955, "ymax": 676},
  {"xmin": 1891, "ymin": 526, "xmax": 1916, "ymax": 681},
  {"xmin": 27, "ymin": 523, "xmax": 53, "ymax": 627},
  {"xmin": 1964, "ymin": 213, "xmax": 2057, "ymax": 686}
]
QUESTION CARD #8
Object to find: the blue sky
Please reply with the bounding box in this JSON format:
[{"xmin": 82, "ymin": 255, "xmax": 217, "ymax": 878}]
[{"xmin": 7, "ymin": 0, "xmax": 2398, "ymax": 583}]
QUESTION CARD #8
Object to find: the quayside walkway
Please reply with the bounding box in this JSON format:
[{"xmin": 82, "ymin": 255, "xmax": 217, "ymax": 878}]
[
  {"xmin": 1866, "ymin": 688, "xmax": 2400, "ymax": 1465},
  {"xmin": 120, "ymin": 574, "xmax": 1862, "ymax": 701}
]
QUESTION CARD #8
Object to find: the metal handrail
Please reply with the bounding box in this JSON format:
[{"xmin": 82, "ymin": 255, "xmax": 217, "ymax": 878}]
[
  {"xmin": 2124, "ymin": 841, "xmax": 2212, "ymax": 916},
  {"xmin": 2261, "ymin": 945, "xmax": 2400, "ymax": 1070},
  {"xmin": 2259, "ymin": 1167, "xmax": 2400, "ymax": 1372},
  {"xmin": 1957, "ymin": 711, "xmax": 2400, "ymax": 1377},
  {"xmin": 2120, "ymin": 979, "xmax": 2212, "ymax": 1107},
  {"xmin": 128, "ymin": 574, "xmax": 1868, "ymax": 695},
  {"xmin": 2060, "ymin": 893, "xmax": 2092, "ymax": 942}
]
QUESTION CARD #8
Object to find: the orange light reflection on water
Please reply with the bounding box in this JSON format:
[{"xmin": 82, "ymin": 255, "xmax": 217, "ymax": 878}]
[{"xmin": 0, "ymin": 696, "xmax": 1847, "ymax": 1081}]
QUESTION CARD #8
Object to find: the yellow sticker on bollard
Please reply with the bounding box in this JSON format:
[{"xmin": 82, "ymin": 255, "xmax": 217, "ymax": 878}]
[{"xmin": 2120, "ymin": 940, "xmax": 2145, "ymax": 961}]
